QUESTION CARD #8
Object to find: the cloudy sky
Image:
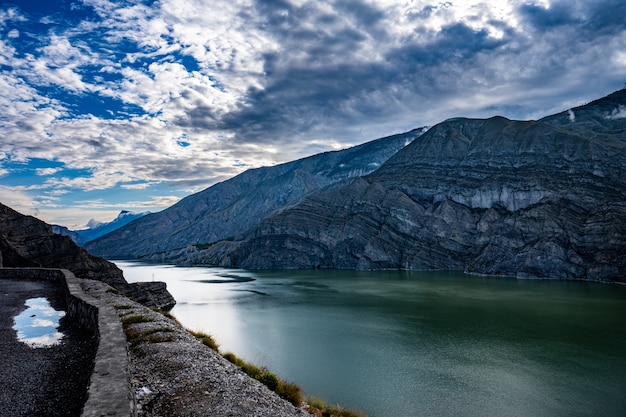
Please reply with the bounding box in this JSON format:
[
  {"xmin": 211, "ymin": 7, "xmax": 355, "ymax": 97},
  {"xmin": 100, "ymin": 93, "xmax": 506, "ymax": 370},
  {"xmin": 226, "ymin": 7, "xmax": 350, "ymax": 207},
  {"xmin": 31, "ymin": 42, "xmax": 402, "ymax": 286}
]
[{"xmin": 1, "ymin": 0, "xmax": 625, "ymax": 229}]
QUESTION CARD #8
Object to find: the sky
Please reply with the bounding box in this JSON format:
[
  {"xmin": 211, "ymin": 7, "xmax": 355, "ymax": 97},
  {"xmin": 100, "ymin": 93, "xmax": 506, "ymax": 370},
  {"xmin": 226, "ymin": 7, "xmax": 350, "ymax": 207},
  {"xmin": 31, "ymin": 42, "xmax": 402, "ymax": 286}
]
[{"xmin": 0, "ymin": 0, "xmax": 625, "ymax": 229}]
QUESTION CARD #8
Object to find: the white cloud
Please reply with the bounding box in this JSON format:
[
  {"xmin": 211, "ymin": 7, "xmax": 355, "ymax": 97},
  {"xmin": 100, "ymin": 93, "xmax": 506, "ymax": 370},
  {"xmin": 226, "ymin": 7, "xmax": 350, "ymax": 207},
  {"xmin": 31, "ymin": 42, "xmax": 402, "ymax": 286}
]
[
  {"xmin": 607, "ymin": 105, "xmax": 626, "ymax": 119},
  {"xmin": 0, "ymin": 185, "xmax": 41, "ymax": 217},
  {"xmin": 36, "ymin": 167, "xmax": 62, "ymax": 176},
  {"xmin": 0, "ymin": 0, "xmax": 625, "ymax": 227}
]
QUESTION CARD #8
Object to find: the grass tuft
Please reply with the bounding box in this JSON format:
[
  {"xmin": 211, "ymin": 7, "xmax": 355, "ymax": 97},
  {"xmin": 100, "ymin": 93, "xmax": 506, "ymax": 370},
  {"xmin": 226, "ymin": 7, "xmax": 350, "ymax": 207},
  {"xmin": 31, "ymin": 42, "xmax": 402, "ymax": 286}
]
[
  {"xmin": 275, "ymin": 380, "xmax": 303, "ymax": 407},
  {"xmin": 121, "ymin": 314, "xmax": 155, "ymax": 326},
  {"xmin": 190, "ymin": 330, "xmax": 220, "ymax": 352},
  {"xmin": 305, "ymin": 397, "xmax": 368, "ymax": 417},
  {"xmin": 223, "ymin": 351, "xmax": 304, "ymax": 406},
  {"xmin": 124, "ymin": 326, "xmax": 175, "ymax": 345}
]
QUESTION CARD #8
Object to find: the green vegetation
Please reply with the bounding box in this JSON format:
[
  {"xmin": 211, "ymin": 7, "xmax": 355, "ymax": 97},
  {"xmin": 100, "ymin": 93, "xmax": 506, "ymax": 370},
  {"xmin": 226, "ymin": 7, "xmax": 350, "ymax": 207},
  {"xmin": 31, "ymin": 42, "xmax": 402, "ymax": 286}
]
[
  {"xmin": 306, "ymin": 396, "xmax": 368, "ymax": 417},
  {"xmin": 121, "ymin": 314, "xmax": 156, "ymax": 326},
  {"xmin": 223, "ymin": 352, "xmax": 303, "ymax": 407},
  {"xmin": 190, "ymin": 330, "xmax": 220, "ymax": 351},
  {"xmin": 117, "ymin": 311, "xmax": 175, "ymax": 345},
  {"xmin": 123, "ymin": 326, "xmax": 175, "ymax": 344},
  {"xmin": 162, "ymin": 311, "xmax": 368, "ymax": 416}
]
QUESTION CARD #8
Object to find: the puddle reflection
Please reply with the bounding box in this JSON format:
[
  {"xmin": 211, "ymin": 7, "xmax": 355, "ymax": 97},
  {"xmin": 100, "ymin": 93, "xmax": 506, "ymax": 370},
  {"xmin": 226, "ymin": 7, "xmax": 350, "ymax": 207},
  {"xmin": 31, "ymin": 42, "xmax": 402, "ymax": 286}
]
[{"xmin": 13, "ymin": 297, "xmax": 65, "ymax": 347}]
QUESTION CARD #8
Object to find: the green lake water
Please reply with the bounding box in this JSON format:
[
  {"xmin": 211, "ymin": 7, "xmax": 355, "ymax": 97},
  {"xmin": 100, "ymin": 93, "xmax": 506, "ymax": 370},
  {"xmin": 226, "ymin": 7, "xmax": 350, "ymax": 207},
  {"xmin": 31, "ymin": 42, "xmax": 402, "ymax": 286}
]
[{"xmin": 116, "ymin": 261, "xmax": 626, "ymax": 417}]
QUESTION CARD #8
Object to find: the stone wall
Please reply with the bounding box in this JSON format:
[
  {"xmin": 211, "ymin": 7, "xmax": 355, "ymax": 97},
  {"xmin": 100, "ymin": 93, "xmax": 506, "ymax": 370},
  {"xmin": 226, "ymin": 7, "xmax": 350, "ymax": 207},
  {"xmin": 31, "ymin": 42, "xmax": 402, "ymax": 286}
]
[{"xmin": 0, "ymin": 268, "xmax": 135, "ymax": 417}]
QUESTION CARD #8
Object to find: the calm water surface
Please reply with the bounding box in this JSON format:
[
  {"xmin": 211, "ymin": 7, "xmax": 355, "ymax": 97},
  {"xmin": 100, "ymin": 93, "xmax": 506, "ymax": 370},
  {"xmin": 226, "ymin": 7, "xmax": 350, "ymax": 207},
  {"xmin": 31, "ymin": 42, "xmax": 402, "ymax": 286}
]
[{"xmin": 116, "ymin": 261, "xmax": 626, "ymax": 417}]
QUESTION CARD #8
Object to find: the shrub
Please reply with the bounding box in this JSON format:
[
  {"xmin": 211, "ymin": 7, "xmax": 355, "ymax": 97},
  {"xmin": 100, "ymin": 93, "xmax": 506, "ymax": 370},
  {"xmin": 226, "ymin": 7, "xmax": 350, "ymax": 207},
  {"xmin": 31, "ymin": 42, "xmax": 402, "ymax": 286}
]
[
  {"xmin": 223, "ymin": 352, "xmax": 241, "ymax": 366},
  {"xmin": 258, "ymin": 371, "xmax": 280, "ymax": 391},
  {"xmin": 275, "ymin": 380, "xmax": 304, "ymax": 407}
]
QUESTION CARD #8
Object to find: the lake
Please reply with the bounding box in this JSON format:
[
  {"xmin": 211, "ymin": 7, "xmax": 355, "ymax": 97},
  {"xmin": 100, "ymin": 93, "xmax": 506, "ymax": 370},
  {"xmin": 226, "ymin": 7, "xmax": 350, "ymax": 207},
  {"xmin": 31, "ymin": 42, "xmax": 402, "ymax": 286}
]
[{"xmin": 116, "ymin": 261, "xmax": 626, "ymax": 417}]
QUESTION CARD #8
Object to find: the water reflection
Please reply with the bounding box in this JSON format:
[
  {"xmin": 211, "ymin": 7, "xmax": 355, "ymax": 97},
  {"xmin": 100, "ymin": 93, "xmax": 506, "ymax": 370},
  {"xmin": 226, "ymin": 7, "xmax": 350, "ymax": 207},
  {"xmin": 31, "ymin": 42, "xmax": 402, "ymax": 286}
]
[
  {"xmin": 13, "ymin": 297, "xmax": 65, "ymax": 347},
  {"xmin": 116, "ymin": 261, "xmax": 626, "ymax": 417}
]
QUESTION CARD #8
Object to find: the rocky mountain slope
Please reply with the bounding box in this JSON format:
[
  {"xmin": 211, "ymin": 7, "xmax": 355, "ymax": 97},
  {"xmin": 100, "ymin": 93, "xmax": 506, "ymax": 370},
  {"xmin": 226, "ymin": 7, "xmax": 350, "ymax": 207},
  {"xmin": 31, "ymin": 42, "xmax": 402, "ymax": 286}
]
[
  {"xmin": 0, "ymin": 202, "xmax": 175, "ymax": 308},
  {"xmin": 85, "ymin": 129, "xmax": 424, "ymax": 259},
  {"xmin": 195, "ymin": 89, "xmax": 626, "ymax": 282}
]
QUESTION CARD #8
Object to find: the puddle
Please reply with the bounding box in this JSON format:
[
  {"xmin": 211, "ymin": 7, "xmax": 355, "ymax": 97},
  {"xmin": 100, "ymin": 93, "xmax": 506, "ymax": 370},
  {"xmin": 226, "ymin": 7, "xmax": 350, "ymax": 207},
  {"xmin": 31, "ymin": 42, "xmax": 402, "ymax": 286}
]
[{"xmin": 13, "ymin": 297, "xmax": 66, "ymax": 347}]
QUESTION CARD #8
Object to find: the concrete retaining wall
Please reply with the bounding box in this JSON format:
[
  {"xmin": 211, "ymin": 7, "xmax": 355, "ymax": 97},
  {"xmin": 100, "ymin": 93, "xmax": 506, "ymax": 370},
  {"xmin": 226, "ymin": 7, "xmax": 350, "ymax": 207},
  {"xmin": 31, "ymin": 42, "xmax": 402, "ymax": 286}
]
[{"xmin": 0, "ymin": 268, "xmax": 134, "ymax": 417}]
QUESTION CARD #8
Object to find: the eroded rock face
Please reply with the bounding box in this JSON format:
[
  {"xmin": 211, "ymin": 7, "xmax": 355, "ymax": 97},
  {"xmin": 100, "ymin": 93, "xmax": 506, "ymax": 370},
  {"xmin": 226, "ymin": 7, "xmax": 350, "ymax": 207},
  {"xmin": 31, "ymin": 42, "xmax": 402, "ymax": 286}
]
[
  {"xmin": 200, "ymin": 90, "xmax": 626, "ymax": 282},
  {"xmin": 0, "ymin": 203, "xmax": 176, "ymax": 309},
  {"xmin": 84, "ymin": 129, "xmax": 424, "ymax": 259},
  {"xmin": 0, "ymin": 203, "xmax": 126, "ymax": 286}
]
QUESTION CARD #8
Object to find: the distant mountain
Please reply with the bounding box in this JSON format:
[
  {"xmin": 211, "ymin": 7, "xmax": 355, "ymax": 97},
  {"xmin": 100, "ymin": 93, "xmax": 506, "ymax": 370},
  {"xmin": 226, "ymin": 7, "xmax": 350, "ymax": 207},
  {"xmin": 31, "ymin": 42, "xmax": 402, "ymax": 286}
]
[
  {"xmin": 192, "ymin": 89, "xmax": 626, "ymax": 282},
  {"xmin": 85, "ymin": 129, "xmax": 425, "ymax": 259},
  {"xmin": 53, "ymin": 210, "xmax": 150, "ymax": 246}
]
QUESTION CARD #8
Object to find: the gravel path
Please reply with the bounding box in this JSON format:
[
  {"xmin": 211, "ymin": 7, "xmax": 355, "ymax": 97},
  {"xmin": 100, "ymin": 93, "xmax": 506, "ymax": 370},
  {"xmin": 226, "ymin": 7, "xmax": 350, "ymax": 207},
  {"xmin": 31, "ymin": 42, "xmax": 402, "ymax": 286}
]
[
  {"xmin": 0, "ymin": 279, "xmax": 97, "ymax": 417},
  {"xmin": 80, "ymin": 279, "xmax": 311, "ymax": 417}
]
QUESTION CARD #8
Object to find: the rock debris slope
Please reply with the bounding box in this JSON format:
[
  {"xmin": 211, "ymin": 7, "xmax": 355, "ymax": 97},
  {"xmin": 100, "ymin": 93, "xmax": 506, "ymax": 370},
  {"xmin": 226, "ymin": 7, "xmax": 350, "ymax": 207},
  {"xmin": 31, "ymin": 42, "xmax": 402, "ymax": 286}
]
[
  {"xmin": 200, "ymin": 89, "xmax": 626, "ymax": 282},
  {"xmin": 84, "ymin": 129, "xmax": 424, "ymax": 259},
  {"xmin": 86, "ymin": 279, "xmax": 310, "ymax": 417}
]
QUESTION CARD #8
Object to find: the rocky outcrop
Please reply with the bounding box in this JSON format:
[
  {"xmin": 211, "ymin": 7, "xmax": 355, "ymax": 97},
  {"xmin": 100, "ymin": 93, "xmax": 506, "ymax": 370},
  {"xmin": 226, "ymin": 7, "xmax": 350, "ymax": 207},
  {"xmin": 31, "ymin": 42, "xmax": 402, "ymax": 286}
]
[
  {"xmin": 0, "ymin": 202, "xmax": 126, "ymax": 286},
  {"xmin": 0, "ymin": 202, "xmax": 175, "ymax": 309},
  {"xmin": 198, "ymin": 90, "xmax": 626, "ymax": 282},
  {"xmin": 84, "ymin": 129, "xmax": 424, "ymax": 259}
]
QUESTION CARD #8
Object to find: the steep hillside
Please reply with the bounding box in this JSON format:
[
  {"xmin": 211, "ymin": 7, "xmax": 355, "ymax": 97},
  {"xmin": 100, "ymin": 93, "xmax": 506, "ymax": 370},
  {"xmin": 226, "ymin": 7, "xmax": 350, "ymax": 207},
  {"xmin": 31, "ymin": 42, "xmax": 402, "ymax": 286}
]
[
  {"xmin": 85, "ymin": 129, "xmax": 424, "ymax": 259},
  {"xmin": 0, "ymin": 202, "xmax": 175, "ymax": 309},
  {"xmin": 198, "ymin": 90, "xmax": 626, "ymax": 282},
  {"xmin": 0, "ymin": 202, "xmax": 126, "ymax": 286}
]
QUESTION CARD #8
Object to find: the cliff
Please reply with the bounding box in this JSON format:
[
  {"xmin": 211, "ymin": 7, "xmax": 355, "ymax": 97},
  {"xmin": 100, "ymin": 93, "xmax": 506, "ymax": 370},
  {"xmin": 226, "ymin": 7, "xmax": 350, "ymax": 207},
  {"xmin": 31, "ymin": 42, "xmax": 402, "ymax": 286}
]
[
  {"xmin": 197, "ymin": 90, "xmax": 626, "ymax": 282},
  {"xmin": 0, "ymin": 202, "xmax": 175, "ymax": 309}
]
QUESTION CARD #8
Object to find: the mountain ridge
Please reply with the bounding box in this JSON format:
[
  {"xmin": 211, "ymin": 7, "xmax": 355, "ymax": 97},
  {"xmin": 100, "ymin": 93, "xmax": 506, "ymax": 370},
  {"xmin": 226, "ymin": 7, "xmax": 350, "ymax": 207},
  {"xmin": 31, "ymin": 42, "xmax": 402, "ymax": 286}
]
[
  {"xmin": 52, "ymin": 210, "xmax": 150, "ymax": 246},
  {"xmin": 187, "ymin": 90, "xmax": 626, "ymax": 282},
  {"xmin": 86, "ymin": 88, "xmax": 626, "ymax": 282},
  {"xmin": 85, "ymin": 128, "xmax": 425, "ymax": 258}
]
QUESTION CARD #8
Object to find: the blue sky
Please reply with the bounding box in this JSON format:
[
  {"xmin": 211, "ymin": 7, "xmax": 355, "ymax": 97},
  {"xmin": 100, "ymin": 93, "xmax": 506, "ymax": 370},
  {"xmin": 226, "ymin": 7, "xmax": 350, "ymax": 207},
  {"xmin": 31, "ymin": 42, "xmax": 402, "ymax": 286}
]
[{"xmin": 1, "ymin": 0, "xmax": 625, "ymax": 229}]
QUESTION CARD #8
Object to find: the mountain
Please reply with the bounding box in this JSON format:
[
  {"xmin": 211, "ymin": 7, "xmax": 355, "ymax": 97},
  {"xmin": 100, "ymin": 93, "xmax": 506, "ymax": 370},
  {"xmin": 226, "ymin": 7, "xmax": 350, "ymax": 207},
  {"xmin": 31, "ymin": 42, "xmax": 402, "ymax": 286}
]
[
  {"xmin": 53, "ymin": 210, "xmax": 150, "ymax": 245},
  {"xmin": 193, "ymin": 89, "xmax": 626, "ymax": 282},
  {"xmin": 0, "ymin": 202, "xmax": 175, "ymax": 309},
  {"xmin": 84, "ymin": 129, "xmax": 425, "ymax": 259},
  {"xmin": 1, "ymin": 202, "xmax": 127, "ymax": 285}
]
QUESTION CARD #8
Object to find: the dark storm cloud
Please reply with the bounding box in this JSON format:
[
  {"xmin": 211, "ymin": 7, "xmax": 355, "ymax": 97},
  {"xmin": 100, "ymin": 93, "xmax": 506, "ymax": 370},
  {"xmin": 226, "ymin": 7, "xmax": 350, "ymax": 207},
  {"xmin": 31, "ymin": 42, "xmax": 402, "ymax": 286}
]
[
  {"xmin": 519, "ymin": 0, "xmax": 626, "ymax": 32},
  {"xmin": 198, "ymin": 2, "xmax": 509, "ymax": 143},
  {"xmin": 186, "ymin": 0, "xmax": 624, "ymax": 145},
  {"xmin": 518, "ymin": 2, "xmax": 581, "ymax": 28}
]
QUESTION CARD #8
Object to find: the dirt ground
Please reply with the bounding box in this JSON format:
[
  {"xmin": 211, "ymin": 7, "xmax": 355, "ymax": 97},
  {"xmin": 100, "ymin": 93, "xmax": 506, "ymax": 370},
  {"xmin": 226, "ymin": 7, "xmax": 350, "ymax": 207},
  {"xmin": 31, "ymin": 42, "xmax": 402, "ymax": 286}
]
[{"xmin": 0, "ymin": 279, "xmax": 97, "ymax": 417}]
